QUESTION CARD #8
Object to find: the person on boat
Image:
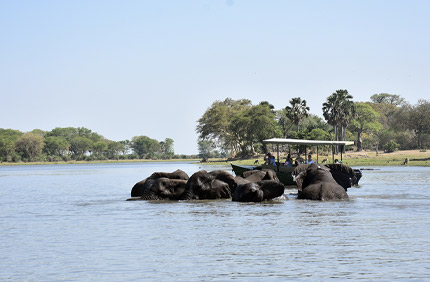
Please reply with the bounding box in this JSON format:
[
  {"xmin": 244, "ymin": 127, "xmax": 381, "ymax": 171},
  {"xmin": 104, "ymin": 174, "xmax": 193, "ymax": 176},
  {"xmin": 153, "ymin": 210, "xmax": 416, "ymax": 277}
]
[
  {"xmin": 267, "ymin": 153, "xmax": 276, "ymax": 165},
  {"xmin": 305, "ymin": 154, "xmax": 314, "ymax": 164},
  {"xmin": 295, "ymin": 154, "xmax": 304, "ymax": 165},
  {"xmin": 284, "ymin": 154, "xmax": 293, "ymax": 166}
]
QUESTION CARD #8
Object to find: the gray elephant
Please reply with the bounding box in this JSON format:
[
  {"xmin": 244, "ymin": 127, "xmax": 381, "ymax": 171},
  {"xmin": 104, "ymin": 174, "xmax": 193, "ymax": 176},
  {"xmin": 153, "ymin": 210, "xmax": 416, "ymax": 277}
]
[
  {"xmin": 324, "ymin": 163, "xmax": 359, "ymax": 190},
  {"xmin": 232, "ymin": 180, "xmax": 285, "ymax": 202},
  {"xmin": 130, "ymin": 169, "xmax": 189, "ymax": 198},
  {"xmin": 233, "ymin": 169, "xmax": 286, "ymax": 202},
  {"xmin": 292, "ymin": 163, "xmax": 349, "ymax": 201},
  {"xmin": 179, "ymin": 170, "xmax": 237, "ymax": 200}
]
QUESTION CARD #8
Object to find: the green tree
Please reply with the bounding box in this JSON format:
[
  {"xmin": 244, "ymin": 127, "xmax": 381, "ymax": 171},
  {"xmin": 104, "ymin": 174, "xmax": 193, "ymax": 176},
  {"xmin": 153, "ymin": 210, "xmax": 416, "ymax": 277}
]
[
  {"xmin": 323, "ymin": 90, "xmax": 356, "ymax": 152},
  {"xmin": 132, "ymin": 136, "xmax": 160, "ymax": 159},
  {"xmin": 349, "ymin": 102, "xmax": 382, "ymax": 151},
  {"xmin": 198, "ymin": 140, "xmax": 215, "ymax": 161},
  {"xmin": 70, "ymin": 136, "xmax": 93, "ymax": 159},
  {"xmin": 285, "ymin": 97, "xmax": 310, "ymax": 132},
  {"xmin": 407, "ymin": 99, "xmax": 430, "ymax": 148},
  {"xmin": 43, "ymin": 136, "xmax": 70, "ymax": 157},
  {"xmin": 93, "ymin": 141, "xmax": 109, "ymax": 157},
  {"xmin": 0, "ymin": 129, "xmax": 23, "ymax": 161},
  {"xmin": 15, "ymin": 132, "xmax": 45, "ymax": 161},
  {"xmin": 159, "ymin": 138, "xmax": 174, "ymax": 159},
  {"xmin": 370, "ymin": 93, "xmax": 405, "ymax": 106},
  {"xmin": 106, "ymin": 141, "xmax": 125, "ymax": 159},
  {"xmin": 196, "ymin": 98, "xmax": 252, "ymax": 156}
]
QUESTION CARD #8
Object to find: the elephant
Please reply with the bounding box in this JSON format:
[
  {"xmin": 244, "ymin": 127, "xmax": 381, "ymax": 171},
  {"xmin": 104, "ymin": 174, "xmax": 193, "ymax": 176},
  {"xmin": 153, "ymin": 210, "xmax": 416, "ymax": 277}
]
[
  {"xmin": 179, "ymin": 170, "xmax": 237, "ymax": 200},
  {"xmin": 232, "ymin": 180, "xmax": 285, "ymax": 202},
  {"xmin": 236, "ymin": 169, "xmax": 280, "ymax": 184},
  {"xmin": 233, "ymin": 169, "xmax": 286, "ymax": 202},
  {"xmin": 130, "ymin": 169, "xmax": 189, "ymax": 198},
  {"xmin": 128, "ymin": 178, "xmax": 188, "ymax": 201},
  {"xmin": 292, "ymin": 163, "xmax": 349, "ymax": 201},
  {"xmin": 324, "ymin": 163, "xmax": 359, "ymax": 190}
]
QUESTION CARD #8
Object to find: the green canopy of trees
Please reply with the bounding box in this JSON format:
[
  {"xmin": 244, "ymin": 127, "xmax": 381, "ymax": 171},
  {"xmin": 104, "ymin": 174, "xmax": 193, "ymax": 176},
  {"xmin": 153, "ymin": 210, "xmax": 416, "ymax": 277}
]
[
  {"xmin": 0, "ymin": 126, "xmax": 179, "ymax": 163},
  {"xmin": 197, "ymin": 93, "xmax": 430, "ymax": 158}
]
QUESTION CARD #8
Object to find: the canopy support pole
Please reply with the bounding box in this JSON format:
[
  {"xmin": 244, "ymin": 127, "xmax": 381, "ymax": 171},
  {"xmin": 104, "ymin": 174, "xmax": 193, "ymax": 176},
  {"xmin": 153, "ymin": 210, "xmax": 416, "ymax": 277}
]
[{"xmin": 317, "ymin": 145, "xmax": 319, "ymax": 163}]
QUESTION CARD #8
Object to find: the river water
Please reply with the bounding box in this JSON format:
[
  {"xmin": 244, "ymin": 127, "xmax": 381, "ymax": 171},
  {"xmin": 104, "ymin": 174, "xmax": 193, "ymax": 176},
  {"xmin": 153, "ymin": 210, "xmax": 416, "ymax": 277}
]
[{"xmin": 1, "ymin": 162, "xmax": 429, "ymax": 281}]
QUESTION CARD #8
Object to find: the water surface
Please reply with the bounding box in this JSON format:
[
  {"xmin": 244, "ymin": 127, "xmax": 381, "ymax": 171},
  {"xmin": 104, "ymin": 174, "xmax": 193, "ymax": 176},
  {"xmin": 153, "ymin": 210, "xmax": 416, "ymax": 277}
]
[{"xmin": 1, "ymin": 163, "xmax": 429, "ymax": 280}]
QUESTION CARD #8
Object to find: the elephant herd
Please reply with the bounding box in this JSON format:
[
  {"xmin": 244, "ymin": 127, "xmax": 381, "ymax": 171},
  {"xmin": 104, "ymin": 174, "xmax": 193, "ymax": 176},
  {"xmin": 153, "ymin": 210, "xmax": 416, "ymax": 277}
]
[{"xmin": 128, "ymin": 163, "xmax": 359, "ymax": 202}]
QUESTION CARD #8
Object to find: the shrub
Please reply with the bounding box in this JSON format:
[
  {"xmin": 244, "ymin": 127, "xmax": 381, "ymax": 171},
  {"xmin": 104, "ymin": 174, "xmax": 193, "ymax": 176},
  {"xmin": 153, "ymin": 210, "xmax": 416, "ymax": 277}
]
[{"xmin": 384, "ymin": 140, "xmax": 400, "ymax": 153}]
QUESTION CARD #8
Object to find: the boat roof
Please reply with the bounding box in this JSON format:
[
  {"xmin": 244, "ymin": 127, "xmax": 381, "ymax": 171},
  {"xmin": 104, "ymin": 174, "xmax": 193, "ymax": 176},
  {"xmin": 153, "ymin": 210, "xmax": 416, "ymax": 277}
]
[{"xmin": 263, "ymin": 138, "xmax": 355, "ymax": 146}]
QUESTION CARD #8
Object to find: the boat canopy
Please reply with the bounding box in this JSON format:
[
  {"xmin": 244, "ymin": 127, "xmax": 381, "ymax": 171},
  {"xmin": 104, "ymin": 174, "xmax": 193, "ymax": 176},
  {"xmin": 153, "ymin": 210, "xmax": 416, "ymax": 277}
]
[{"xmin": 263, "ymin": 138, "xmax": 354, "ymax": 146}]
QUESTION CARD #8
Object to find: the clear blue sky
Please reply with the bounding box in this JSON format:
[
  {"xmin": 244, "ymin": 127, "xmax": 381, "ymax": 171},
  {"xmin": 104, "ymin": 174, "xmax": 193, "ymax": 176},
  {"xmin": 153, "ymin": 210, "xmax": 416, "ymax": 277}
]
[{"xmin": 1, "ymin": 0, "xmax": 429, "ymax": 155}]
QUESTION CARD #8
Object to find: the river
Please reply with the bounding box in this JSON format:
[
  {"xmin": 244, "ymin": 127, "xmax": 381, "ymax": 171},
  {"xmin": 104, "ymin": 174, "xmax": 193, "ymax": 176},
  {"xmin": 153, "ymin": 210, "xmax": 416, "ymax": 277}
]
[{"xmin": 1, "ymin": 162, "xmax": 429, "ymax": 281}]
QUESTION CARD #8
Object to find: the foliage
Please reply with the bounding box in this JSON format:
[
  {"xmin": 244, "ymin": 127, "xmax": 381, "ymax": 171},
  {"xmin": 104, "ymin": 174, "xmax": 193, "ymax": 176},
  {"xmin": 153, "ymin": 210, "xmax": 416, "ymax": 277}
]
[
  {"xmin": 383, "ymin": 140, "xmax": 400, "ymax": 153},
  {"xmin": 323, "ymin": 89, "xmax": 356, "ymax": 143},
  {"xmin": 349, "ymin": 102, "xmax": 382, "ymax": 151},
  {"xmin": 198, "ymin": 140, "xmax": 215, "ymax": 160},
  {"xmin": 15, "ymin": 132, "xmax": 45, "ymax": 161},
  {"xmin": 0, "ymin": 129, "xmax": 23, "ymax": 161},
  {"xmin": 370, "ymin": 93, "xmax": 405, "ymax": 106},
  {"xmin": 285, "ymin": 97, "xmax": 310, "ymax": 132},
  {"xmin": 131, "ymin": 135, "xmax": 160, "ymax": 159},
  {"xmin": 197, "ymin": 98, "xmax": 252, "ymax": 155},
  {"xmin": 43, "ymin": 136, "xmax": 70, "ymax": 157}
]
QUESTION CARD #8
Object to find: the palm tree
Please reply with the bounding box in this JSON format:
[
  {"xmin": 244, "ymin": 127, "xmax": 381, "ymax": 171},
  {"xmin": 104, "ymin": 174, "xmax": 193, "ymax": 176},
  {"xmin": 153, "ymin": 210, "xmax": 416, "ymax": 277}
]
[
  {"xmin": 285, "ymin": 97, "xmax": 310, "ymax": 132},
  {"xmin": 322, "ymin": 90, "xmax": 356, "ymax": 152}
]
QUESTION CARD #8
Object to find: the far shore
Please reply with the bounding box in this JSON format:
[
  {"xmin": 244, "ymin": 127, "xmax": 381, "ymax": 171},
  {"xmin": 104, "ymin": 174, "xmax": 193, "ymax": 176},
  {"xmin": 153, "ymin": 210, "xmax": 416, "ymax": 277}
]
[
  {"xmin": 0, "ymin": 158, "xmax": 201, "ymax": 167},
  {"xmin": 208, "ymin": 149, "xmax": 430, "ymax": 167},
  {"xmin": 1, "ymin": 149, "xmax": 429, "ymax": 167}
]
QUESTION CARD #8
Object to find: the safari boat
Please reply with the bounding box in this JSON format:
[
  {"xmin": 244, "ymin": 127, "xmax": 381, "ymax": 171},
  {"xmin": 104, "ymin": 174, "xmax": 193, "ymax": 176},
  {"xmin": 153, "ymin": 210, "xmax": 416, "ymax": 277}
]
[{"xmin": 231, "ymin": 138, "xmax": 362, "ymax": 186}]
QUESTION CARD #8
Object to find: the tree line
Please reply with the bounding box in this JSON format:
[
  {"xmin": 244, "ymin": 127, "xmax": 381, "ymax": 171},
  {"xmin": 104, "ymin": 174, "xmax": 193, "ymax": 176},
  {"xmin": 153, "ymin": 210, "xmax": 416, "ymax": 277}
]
[
  {"xmin": 0, "ymin": 127, "xmax": 193, "ymax": 162},
  {"xmin": 196, "ymin": 91, "xmax": 430, "ymax": 158}
]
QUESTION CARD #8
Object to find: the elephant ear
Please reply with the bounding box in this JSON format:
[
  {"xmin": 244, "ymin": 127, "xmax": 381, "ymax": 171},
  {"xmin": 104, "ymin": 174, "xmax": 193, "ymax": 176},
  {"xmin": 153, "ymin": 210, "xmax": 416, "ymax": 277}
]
[{"xmin": 260, "ymin": 180, "xmax": 285, "ymax": 200}]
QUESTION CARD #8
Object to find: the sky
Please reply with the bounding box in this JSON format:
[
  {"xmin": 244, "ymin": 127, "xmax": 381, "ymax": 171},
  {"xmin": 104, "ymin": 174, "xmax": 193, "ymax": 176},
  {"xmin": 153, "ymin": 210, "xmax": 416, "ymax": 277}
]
[{"xmin": 1, "ymin": 0, "xmax": 429, "ymax": 155}]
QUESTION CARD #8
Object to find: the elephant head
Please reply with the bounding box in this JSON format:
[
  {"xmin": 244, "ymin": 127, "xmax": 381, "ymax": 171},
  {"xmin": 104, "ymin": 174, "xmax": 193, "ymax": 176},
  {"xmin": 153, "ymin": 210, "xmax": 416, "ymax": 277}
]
[
  {"xmin": 180, "ymin": 170, "xmax": 237, "ymax": 200},
  {"xmin": 324, "ymin": 163, "xmax": 358, "ymax": 190},
  {"xmin": 232, "ymin": 180, "xmax": 285, "ymax": 202},
  {"xmin": 130, "ymin": 169, "xmax": 189, "ymax": 198},
  {"xmin": 292, "ymin": 163, "xmax": 349, "ymax": 201}
]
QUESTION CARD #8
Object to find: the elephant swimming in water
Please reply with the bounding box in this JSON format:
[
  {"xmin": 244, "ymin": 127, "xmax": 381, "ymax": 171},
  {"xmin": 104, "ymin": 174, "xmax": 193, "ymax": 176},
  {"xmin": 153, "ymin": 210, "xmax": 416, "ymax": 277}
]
[
  {"xmin": 129, "ymin": 169, "xmax": 189, "ymax": 200},
  {"xmin": 292, "ymin": 163, "xmax": 349, "ymax": 201},
  {"xmin": 179, "ymin": 170, "xmax": 237, "ymax": 200},
  {"xmin": 324, "ymin": 163, "xmax": 359, "ymax": 190},
  {"xmin": 128, "ymin": 169, "xmax": 286, "ymax": 202},
  {"xmin": 233, "ymin": 169, "xmax": 286, "ymax": 202}
]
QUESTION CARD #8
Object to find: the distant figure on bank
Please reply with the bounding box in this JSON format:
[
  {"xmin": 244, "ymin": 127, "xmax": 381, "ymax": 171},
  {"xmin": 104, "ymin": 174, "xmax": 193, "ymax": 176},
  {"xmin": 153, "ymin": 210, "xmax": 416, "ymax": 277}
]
[
  {"xmin": 284, "ymin": 153, "xmax": 293, "ymax": 166},
  {"xmin": 305, "ymin": 154, "xmax": 314, "ymax": 164},
  {"xmin": 295, "ymin": 154, "xmax": 304, "ymax": 165},
  {"xmin": 403, "ymin": 158, "xmax": 409, "ymax": 165},
  {"xmin": 334, "ymin": 159, "xmax": 340, "ymax": 164}
]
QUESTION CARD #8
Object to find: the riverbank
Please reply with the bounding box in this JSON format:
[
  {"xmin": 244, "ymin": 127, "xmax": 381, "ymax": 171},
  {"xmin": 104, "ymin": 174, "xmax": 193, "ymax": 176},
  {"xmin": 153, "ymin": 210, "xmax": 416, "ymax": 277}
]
[
  {"xmin": 1, "ymin": 150, "xmax": 429, "ymax": 167},
  {"xmin": 0, "ymin": 158, "xmax": 200, "ymax": 166},
  {"xmin": 208, "ymin": 149, "xmax": 430, "ymax": 167}
]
